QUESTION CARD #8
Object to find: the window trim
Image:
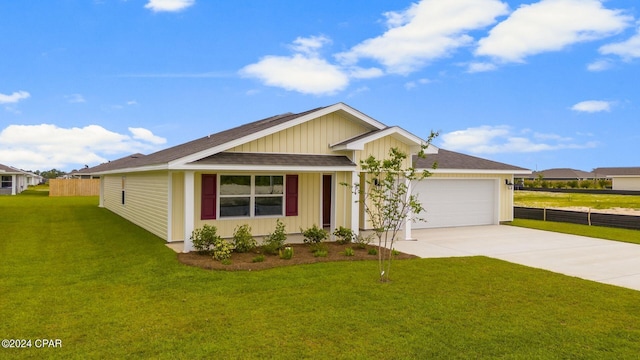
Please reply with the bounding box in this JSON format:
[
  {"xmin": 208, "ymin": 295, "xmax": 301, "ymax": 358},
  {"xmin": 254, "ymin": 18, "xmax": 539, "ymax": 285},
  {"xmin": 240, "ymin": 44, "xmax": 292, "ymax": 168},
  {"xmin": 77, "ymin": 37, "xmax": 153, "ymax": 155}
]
[
  {"xmin": 1, "ymin": 175, "xmax": 12, "ymax": 189},
  {"xmin": 218, "ymin": 175, "xmax": 285, "ymax": 219}
]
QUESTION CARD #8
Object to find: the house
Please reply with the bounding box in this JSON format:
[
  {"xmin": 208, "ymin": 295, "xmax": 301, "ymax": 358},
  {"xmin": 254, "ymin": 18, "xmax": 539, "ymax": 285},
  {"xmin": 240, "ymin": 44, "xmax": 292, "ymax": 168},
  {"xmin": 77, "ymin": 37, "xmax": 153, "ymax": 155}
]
[
  {"xmin": 0, "ymin": 163, "xmax": 38, "ymax": 195},
  {"xmin": 524, "ymin": 168, "xmax": 595, "ymax": 181},
  {"xmin": 85, "ymin": 103, "xmax": 529, "ymax": 252},
  {"xmin": 593, "ymin": 167, "xmax": 640, "ymax": 191}
]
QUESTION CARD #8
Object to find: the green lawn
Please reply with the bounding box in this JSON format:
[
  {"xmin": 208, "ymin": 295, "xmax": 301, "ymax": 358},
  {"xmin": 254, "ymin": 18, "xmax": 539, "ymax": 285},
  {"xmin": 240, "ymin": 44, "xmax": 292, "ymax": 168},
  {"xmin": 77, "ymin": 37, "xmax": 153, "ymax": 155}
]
[
  {"xmin": 509, "ymin": 219, "xmax": 640, "ymax": 245},
  {"xmin": 2, "ymin": 191, "xmax": 640, "ymax": 358},
  {"xmin": 514, "ymin": 190, "xmax": 640, "ymax": 210}
]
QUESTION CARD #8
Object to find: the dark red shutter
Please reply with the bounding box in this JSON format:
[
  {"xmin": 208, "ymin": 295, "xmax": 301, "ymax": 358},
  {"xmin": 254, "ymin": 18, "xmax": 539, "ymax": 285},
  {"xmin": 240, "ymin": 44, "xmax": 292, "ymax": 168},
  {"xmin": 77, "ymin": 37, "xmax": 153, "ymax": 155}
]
[
  {"xmin": 201, "ymin": 174, "xmax": 217, "ymax": 220},
  {"xmin": 285, "ymin": 174, "xmax": 298, "ymax": 216}
]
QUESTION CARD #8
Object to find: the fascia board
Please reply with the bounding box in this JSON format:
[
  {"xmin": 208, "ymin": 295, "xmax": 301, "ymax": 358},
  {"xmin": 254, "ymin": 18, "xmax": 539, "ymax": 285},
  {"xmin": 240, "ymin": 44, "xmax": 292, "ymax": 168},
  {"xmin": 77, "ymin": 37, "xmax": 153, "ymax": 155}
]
[
  {"xmin": 169, "ymin": 103, "xmax": 387, "ymax": 167},
  {"xmin": 426, "ymin": 168, "xmax": 532, "ymax": 175},
  {"xmin": 333, "ymin": 126, "xmax": 430, "ymax": 151},
  {"xmin": 90, "ymin": 164, "xmax": 168, "ymax": 176},
  {"xmin": 174, "ymin": 164, "xmax": 357, "ymax": 172}
]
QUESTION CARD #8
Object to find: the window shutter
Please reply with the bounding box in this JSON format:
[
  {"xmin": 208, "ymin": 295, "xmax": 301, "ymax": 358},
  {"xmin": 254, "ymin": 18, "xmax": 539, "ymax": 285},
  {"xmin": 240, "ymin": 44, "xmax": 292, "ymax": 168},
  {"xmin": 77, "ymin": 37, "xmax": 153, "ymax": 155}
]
[
  {"xmin": 201, "ymin": 174, "xmax": 217, "ymax": 220},
  {"xmin": 285, "ymin": 174, "xmax": 298, "ymax": 216}
]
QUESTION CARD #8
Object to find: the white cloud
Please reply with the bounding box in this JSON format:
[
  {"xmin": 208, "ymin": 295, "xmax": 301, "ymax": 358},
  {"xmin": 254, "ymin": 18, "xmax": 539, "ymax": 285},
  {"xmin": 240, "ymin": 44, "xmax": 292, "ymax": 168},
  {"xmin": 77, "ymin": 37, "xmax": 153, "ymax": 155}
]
[
  {"xmin": 144, "ymin": 0, "xmax": 194, "ymax": 12},
  {"xmin": 336, "ymin": 0, "xmax": 509, "ymax": 74},
  {"xmin": 571, "ymin": 100, "xmax": 612, "ymax": 113},
  {"xmin": 0, "ymin": 90, "xmax": 30, "ymax": 104},
  {"xmin": 240, "ymin": 36, "xmax": 349, "ymax": 95},
  {"xmin": 66, "ymin": 94, "xmax": 86, "ymax": 103},
  {"xmin": 476, "ymin": 0, "xmax": 632, "ymax": 63},
  {"xmin": 0, "ymin": 124, "xmax": 166, "ymax": 171},
  {"xmin": 587, "ymin": 58, "xmax": 614, "ymax": 71},
  {"xmin": 129, "ymin": 127, "xmax": 166, "ymax": 145},
  {"xmin": 347, "ymin": 67, "xmax": 384, "ymax": 79},
  {"xmin": 466, "ymin": 62, "xmax": 498, "ymax": 73},
  {"xmin": 599, "ymin": 27, "xmax": 640, "ymax": 60},
  {"xmin": 440, "ymin": 125, "xmax": 597, "ymax": 154}
]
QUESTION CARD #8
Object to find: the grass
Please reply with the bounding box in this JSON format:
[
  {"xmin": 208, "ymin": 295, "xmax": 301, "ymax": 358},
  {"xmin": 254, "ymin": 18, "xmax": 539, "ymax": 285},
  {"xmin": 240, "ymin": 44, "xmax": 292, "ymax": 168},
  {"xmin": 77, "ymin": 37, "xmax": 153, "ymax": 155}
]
[
  {"xmin": 514, "ymin": 190, "xmax": 640, "ymax": 210},
  {"xmin": 509, "ymin": 219, "xmax": 640, "ymax": 245},
  {"xmin": 2, "ymin": 190, "xmax": 640, "ymax": 358}
]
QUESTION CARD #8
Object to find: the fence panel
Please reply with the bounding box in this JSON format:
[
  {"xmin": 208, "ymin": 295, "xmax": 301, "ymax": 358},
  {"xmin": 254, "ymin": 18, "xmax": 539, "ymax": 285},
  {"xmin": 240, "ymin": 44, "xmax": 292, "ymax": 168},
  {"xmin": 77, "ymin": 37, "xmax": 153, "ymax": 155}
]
[
  {"xmin": 49, "ymin": 179, "xmax": 100, "ymax": 197},
  {"xmin": 514, "ymin": 207, "xmax": 640, "ymax": 230}
]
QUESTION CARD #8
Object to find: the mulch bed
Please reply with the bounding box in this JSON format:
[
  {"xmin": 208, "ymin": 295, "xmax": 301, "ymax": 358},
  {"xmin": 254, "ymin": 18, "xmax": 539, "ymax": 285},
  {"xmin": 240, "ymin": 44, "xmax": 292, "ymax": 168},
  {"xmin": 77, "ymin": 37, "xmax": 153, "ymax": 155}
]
[{"xmin": 177, "ymin": 242, "xmax": 417, "ymax": 271}]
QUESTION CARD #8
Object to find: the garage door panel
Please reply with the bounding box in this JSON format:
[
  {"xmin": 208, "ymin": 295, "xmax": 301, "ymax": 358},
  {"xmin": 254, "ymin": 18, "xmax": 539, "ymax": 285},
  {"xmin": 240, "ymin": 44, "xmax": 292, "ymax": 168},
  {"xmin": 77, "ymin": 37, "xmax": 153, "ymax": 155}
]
[{"xmin": 412, "ymin": 179, "xmax": 496, "ymax": 229}]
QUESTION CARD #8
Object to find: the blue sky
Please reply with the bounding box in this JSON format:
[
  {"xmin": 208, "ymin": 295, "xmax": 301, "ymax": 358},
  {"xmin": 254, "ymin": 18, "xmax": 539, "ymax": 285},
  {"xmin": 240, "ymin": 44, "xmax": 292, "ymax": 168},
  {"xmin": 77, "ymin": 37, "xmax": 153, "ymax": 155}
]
[{"xmin": 1, "ymin": 0, "xmax": 639, "ymax": 172}]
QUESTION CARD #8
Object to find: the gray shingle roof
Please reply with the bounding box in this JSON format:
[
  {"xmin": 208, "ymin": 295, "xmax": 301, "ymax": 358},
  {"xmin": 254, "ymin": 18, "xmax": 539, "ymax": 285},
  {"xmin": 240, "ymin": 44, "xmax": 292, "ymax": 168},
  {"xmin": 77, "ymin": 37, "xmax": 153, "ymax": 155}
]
[
  {"xmin": 414, "ymin": 149, "xmax": 529, "ymax": 171},
  {"xmin": 524, "ymin": 168, "xmax": 594, "ymax": 180},
  {"xmin": 593, "ymin": 167, "xmax": 640, "ymax": 176},
  {"xmin": 0, "ymin": 163, "xmax": 23, "ymax": 173},
  {"xmin": 191, "ymin": 152, "xmax": 356, "ymax": 167}
]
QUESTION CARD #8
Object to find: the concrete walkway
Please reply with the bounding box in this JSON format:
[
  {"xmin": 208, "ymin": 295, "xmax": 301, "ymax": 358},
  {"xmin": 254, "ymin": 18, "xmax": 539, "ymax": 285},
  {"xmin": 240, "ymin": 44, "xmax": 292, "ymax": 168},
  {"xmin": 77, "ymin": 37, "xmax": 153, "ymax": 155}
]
[{"xmin": 391, "ymin": 225, "xmax": 640, "ymax": 292}]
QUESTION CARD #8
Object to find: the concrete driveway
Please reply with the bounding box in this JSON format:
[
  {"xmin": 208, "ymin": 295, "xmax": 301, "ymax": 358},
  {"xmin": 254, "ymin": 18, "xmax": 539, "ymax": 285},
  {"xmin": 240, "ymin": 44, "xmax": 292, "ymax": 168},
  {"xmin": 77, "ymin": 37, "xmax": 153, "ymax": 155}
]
[{"xmin": 392, "ymin": 225, "xmax": 640, "ymax": 292}]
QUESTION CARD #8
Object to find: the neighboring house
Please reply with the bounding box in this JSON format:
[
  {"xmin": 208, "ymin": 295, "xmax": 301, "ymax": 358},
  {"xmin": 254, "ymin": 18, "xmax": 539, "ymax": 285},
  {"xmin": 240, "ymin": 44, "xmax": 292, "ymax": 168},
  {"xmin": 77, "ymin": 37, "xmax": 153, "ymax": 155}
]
[
  {"xmin": 0, "ymin": 163, "xmax": 35, "ymax": 195},
  {"xmin": 524, "ymin": 168, "xmax": 595, "ymax": 181},
  {"xmin": 593, "ymin": 167, "xmax": 640, "ymax": 191},
  {"xmin": 85, "ymin": 103, "xmax": 529, "ymax": 252}
]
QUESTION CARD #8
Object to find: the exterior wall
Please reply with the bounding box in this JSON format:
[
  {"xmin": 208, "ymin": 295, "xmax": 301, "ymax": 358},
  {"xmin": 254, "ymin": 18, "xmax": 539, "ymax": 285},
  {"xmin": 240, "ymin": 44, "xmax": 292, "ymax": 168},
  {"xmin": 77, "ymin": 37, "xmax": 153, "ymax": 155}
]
[
  {"xmin": 359, "ymin": 136, "xmax": 413, "ymax": 170},
  {"xmin": 194, "ymin": 172, "xmax": 322, "ymax": 238},
  {"xmin": 429, "ymin": 173, "xmax": 514, "ymax": 222},
  {"xmin": 612, "ymin": 177, "xmax": 640, "ymax": 191},
  {"xmin": 171, "ymin": 172, "xmax": 185, "ymax": 241},
  {"xmin": 228, "ymin": 112, "xmax": 369, "ymax": 154},
  {"xmin": 103, "ymin": 172, "xmax": 169, "ymax": 240}
]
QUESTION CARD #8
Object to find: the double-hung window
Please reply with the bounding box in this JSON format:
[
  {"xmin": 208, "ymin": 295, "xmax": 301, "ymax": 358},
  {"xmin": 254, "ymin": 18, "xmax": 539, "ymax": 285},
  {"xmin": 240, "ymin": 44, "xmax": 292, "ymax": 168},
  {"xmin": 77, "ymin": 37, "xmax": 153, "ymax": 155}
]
[
  {"xmin": 219, "ymin": 175, "xmax": 284, "ymax": 218},
  {"xmin": 1, "ymin": 176, "xmax": 12, "ymax": 189}
]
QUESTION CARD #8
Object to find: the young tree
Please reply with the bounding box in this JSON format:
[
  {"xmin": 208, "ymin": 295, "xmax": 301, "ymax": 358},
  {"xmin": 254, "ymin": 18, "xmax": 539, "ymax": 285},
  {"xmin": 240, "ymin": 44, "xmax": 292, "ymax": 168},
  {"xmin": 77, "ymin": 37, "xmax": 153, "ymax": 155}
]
[{"xmin": 347, "ymin": 131, "xmax": 438, "ymax": 282}]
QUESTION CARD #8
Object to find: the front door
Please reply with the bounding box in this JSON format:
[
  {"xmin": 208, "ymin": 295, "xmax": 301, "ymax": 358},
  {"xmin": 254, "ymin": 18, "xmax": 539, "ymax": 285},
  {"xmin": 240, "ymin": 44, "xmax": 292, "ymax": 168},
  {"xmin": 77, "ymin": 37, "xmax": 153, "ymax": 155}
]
[{"xmin": 322, "ymin": 175, "xmax": 332, "ymax": 227}]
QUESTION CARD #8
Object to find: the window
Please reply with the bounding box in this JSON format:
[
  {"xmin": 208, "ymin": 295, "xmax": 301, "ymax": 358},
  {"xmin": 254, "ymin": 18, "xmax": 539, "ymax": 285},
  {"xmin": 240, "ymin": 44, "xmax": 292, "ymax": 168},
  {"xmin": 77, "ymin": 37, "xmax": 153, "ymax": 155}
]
[
  {"xmin": 219, "ymin": 175, "xmax": 284, "ymax": 218},
  {"xmin": 1, "ymin": 176, "xmax": 11, "ymax": 189},
  {"xmin": 121, "ymin": 177, "xmax": 126, "ymax": 205}
]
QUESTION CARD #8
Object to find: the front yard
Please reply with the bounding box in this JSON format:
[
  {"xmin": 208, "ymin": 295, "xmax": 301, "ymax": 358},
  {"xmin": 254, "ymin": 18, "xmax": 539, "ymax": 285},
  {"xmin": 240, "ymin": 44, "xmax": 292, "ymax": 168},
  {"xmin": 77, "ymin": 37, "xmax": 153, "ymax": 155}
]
[{"xmin": 2, "ymin": 191, "xmax": 640, "ymax": 358}]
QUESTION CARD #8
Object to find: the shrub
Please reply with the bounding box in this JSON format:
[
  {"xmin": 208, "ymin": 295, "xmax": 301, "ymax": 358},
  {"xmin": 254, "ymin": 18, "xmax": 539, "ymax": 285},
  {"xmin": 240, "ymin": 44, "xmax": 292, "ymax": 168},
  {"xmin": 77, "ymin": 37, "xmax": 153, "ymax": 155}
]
[
  {"xmin": 309, "ymin": 242, "xmax": 328, "ymax": 257},
  {"xmin": 263, "ymin": 219, "xmax": 287, "ymax": 255},
  {"xmin": 333, "ymin": 226, "xmax": 355, "ymax": 245},
  {"xmin": 279, "ymin": 246, "xmax": 294, "ymax": 260},
  {"xmin": 301, "ymin": 224, "xmax": 328, "ymax": 244},
  {"xmin": 354, "ymin": 233, "xmax": 373, "ymax": 249},
  {"xmin": 190, "ymin": 224, "xmax": 222, "ymax": 255},
  {"xmin": 342, "ymin": 247, "xmax": 355, "ymax": 256},
  {"xmin": 212, "ymin": 238, "xmax": 234, "ymax": 261},
  {"xmin": 220, "ymin": 259, "xmax": 232, "ymax": 266},
  {"xmin": 233, "ymin": 224, "xmax": 256, "ymax": 253},
  {"xmin": 368, "ymin": 248, "xmax": 378, "ymax": 256},
  {"xmin": 252, "ymin": 255, "xmax": 265, "ymax": 263}
]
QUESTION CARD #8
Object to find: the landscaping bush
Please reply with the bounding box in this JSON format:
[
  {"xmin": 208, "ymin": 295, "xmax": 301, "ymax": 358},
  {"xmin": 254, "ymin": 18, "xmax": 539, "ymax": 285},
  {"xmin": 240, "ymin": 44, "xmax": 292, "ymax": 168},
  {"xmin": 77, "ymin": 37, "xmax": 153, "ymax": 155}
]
[
  {"xmin": 342, "ymin": 247, "xmax": 355, "ymax": 256},
  {"xmin": 301, "ymin": 224, "xmax": 328, "ymax": 244},
  {"xmin": 333, "ymin": 226, "xmax": 355, "ymax": 245},
  {"xmin": 262, "ymin": 219, "xmax": 287, "ymax": 255},
  {"xmin": 354, "ymin": 233, "xmax": 373, "ymax": 249},
  {"xmin": 190, "ymin": 224, "xmax": 222, "ymax": 255},
  {"xmin": 233, "ymin": 224, "xmax": 256, "ymax": 253},
  {"xmin": 279, "ymin": 246, "xmax": 294, "ymax": 260},
  {"xmin": 212, "ymin": 238, "xmax": 234, "ymax": 261}
]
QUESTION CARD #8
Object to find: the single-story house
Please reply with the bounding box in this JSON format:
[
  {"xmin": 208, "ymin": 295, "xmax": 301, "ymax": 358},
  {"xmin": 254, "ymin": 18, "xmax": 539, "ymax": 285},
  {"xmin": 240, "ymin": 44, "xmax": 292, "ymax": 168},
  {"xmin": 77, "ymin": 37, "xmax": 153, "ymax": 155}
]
[
  {"xmin": 524, "ymin": 168, "xmax": 595, "ymax": 181},
  {"xmin": 84, "ymin": 103, "xmax": 529, "ymax": 252},
  {"xmin": 592, "ymin": 167, "xmax": 640, "ymax": 191},
  {"xmin": 0, "ymin": 163, "xmax": 38, "ymax": 195}
]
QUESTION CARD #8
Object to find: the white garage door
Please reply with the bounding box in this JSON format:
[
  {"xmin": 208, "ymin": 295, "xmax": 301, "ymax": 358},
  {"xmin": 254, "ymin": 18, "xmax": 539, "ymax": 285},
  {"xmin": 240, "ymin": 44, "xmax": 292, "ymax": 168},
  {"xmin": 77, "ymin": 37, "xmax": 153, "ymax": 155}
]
[{"xmin": 412, "ymin": 179, "xmax": 497, "ymax": 229}]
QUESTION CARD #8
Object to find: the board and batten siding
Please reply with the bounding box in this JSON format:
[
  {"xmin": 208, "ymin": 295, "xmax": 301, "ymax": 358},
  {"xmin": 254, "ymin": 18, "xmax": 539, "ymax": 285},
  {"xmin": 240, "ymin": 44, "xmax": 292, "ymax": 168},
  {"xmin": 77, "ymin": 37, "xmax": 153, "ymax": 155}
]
[
  {"xmin": 228, "ymin": 112, "xmax": 369, "ymax": 155},
  {"xmin": 360, "ymin": 136, "xmax": 413, "ymax": 170},
  {"xmin": 194, "ymin": 172, "xmax": 322, "ymax": 238},
  {"xmin": 427, "ymin": 173, "xmax": 514, "ymax": 222},
  {"xmin": 103, "ymin": 172, "xmax": 169, "ymax": 240}
]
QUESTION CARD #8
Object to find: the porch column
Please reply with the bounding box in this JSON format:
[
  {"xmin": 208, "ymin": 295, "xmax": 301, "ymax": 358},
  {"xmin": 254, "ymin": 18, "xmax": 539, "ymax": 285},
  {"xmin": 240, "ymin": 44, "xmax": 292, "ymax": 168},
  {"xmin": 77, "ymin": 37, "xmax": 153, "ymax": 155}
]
[
  {"xmin": 350, "ymin": 171, "xmax": 360, "ymax": 237},
  {"xmin": 404, "ymin": 177, "xmax": 414, "ymax": 240},
  {"xmin": 11, "ymin": 174, "xmax": 16, "ymax": 195},
  {"xmin": 183, "ymin": 171, "xmax": 195, "ymax": 253},
  {"xmin": 98, "ymin": 177, "xmax": 105, "ymax": 207}
]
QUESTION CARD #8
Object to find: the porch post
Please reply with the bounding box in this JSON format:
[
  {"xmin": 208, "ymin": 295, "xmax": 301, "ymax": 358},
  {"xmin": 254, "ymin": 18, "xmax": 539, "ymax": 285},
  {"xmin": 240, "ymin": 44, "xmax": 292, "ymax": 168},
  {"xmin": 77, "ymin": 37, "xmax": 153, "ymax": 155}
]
[
  {"xmin": 183, "ymin": 171, "xmax": 195, "ymax": 253},
  {"xmin": 350, "ymin": 171, "xmax": 360, "ymax": 237},
  {"xmin": 404, "ymin": 177, "xmax": 414, "ymax": 240},
  {"xmin": 11, "ymin": 174, "xmax": 16, "ymax": 195}
]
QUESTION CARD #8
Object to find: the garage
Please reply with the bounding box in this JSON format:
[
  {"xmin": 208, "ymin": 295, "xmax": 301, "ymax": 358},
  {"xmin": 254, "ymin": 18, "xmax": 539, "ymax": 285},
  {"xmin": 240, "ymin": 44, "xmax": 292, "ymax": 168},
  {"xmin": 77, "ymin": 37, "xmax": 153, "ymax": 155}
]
[{"xmin": 412, "ymin": 178, "xmax": 498, "ymax": 229}]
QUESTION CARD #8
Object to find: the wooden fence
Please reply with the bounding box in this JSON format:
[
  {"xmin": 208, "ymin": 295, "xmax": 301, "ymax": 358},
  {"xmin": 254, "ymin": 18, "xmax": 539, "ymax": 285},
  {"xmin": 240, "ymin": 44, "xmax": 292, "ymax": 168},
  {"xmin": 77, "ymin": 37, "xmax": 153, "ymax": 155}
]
[{"xmin": 49, "ymin": 179, "xmax": 100, "ymax": 197}]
